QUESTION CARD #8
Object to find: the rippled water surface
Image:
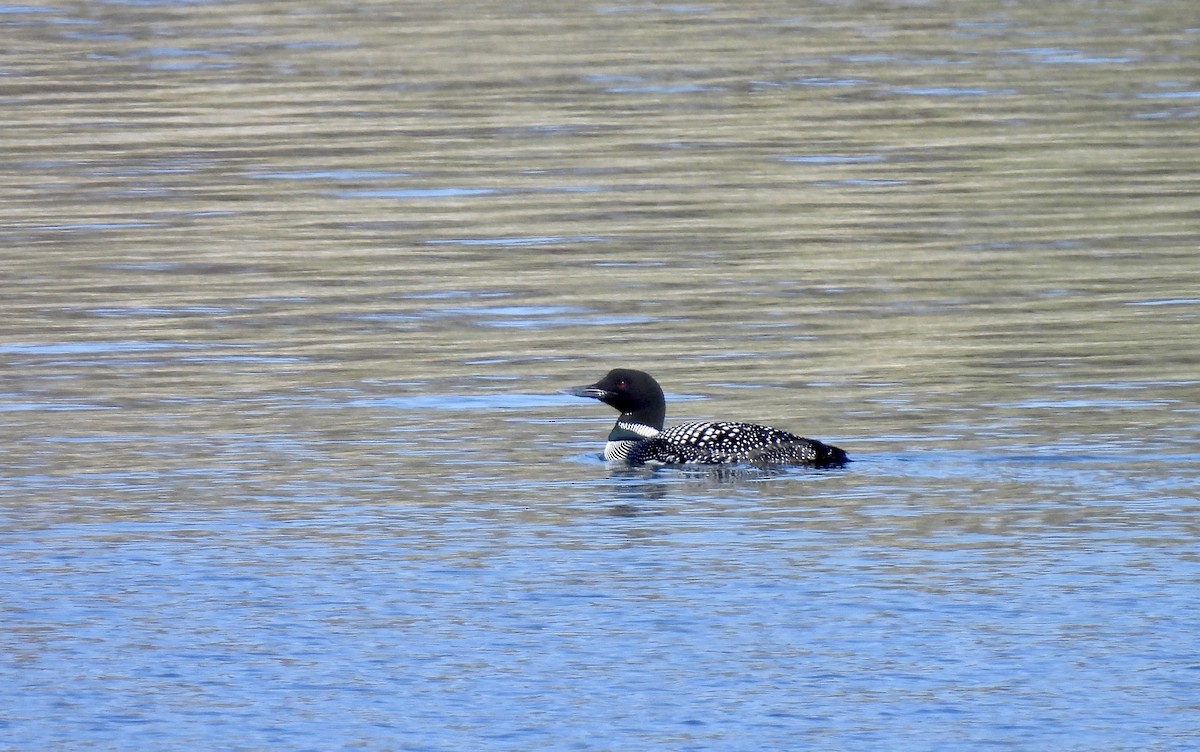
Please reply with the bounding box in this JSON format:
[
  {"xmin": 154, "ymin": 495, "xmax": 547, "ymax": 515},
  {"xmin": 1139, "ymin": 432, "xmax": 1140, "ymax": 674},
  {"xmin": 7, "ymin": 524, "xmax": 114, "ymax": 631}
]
[{"xmin": 3, "ymin": 0, "xmax": 1199, "ymax": 749}]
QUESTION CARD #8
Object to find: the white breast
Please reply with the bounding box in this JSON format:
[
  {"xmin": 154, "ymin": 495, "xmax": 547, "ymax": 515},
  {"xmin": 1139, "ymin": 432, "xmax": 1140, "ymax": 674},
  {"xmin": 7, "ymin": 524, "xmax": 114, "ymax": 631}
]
[{"xmin": 604, "ymin": 440, "xmax": 638, "ymax": 462}]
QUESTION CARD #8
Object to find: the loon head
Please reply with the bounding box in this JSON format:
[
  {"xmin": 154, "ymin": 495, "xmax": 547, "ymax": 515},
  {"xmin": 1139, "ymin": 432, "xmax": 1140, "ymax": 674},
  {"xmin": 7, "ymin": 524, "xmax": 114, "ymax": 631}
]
[{"xmin": 564, "ymin": 368, "xmax": 667, "ymax": 433}]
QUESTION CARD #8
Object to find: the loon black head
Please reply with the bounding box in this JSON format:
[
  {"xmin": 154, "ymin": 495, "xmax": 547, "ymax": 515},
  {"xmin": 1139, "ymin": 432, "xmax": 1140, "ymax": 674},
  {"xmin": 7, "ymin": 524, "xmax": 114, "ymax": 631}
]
[{"xmin": 564, "ymin": 368, "xmax": 667, "ymax": 432}]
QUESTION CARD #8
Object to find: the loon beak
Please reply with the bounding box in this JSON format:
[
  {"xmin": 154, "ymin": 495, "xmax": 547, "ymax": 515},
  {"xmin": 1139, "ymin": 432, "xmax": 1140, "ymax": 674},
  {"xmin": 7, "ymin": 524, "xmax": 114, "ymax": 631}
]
[{"xmin": 562, "ymin": 384, "xmax": 611, "ymax": 401}]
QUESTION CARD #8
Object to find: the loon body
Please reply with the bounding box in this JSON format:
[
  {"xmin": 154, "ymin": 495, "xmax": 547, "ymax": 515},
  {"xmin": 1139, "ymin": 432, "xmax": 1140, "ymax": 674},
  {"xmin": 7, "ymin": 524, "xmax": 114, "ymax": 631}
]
[{"xmin": 566, "ymin": 368, "xmax": 848, "ymax": 467}]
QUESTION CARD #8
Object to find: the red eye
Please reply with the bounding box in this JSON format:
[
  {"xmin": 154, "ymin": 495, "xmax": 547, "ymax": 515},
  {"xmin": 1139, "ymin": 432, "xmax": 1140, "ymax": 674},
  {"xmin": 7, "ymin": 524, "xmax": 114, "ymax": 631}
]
[{"xmin": 616, "ymin": 380, "xmax": 627, "ymax": 389}]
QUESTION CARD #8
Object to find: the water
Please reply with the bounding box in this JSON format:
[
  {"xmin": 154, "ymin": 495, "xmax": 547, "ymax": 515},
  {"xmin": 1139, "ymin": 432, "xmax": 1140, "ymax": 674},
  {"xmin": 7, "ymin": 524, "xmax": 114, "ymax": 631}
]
[{"xmin": 3, "ymin": 0, "xmax": 1199, "ymax": 749}]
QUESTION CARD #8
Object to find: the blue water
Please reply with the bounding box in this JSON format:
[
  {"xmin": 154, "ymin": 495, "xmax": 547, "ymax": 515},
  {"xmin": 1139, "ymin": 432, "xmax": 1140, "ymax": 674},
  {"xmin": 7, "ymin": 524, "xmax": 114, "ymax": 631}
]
[
  {"xmin": 4, "ymin": 387, "xmax": 1198, "ymax": 750},
  {"xmin": 5, "ymin": 0, "xmax": 1200, "ymax": 747}
]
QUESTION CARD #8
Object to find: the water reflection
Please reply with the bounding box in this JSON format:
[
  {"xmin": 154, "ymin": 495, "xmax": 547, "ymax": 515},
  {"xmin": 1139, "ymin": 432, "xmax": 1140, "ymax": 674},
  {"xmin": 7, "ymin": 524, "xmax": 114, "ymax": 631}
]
[{"xmin": 3, "ymin": 0, "xmax": 1199, "ymax": 748}]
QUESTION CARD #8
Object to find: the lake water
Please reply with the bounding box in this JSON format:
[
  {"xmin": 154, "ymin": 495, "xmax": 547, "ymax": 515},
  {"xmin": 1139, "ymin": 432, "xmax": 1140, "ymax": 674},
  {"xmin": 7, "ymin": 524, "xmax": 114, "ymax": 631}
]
[{"xmin": 3, "ymin": 0, "xmax": 1199, "ymax": 749}]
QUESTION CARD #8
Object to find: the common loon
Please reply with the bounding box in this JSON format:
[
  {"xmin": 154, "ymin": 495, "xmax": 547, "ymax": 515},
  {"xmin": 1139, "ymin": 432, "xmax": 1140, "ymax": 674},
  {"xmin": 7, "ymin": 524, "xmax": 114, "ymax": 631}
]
[{"xmin": 565, "ymin": 368, "xmax": 848, "ymax": 467}]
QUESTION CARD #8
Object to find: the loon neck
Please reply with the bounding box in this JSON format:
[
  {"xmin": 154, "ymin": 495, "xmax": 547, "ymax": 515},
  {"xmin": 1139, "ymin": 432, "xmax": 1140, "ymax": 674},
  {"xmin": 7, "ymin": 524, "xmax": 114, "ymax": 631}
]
[{"xmin": 607, "ymin": 418, "xmax": 661, "ymax": 442}]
